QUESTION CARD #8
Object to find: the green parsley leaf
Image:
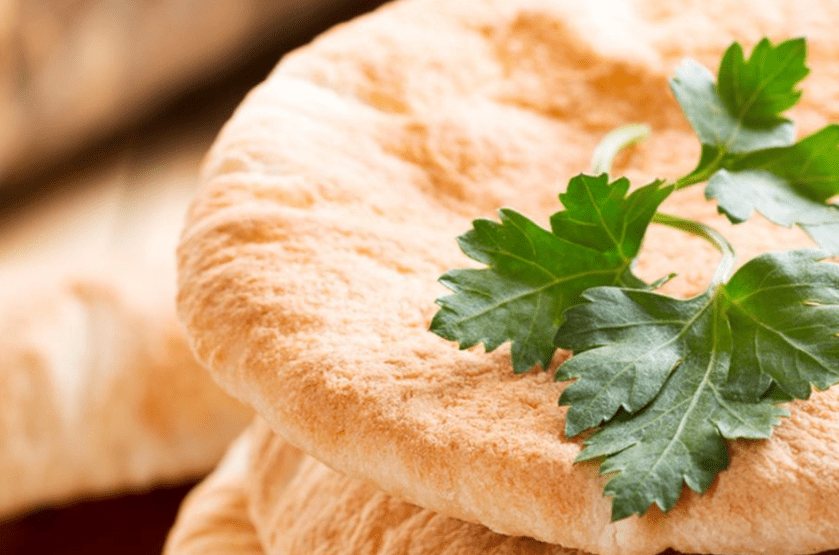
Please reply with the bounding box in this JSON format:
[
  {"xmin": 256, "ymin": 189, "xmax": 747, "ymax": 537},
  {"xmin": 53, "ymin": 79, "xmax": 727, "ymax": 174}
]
[
  {"xmin": 550, "ymin": 175, "xmax": 667, "ymax": 262},
  {"xmin": 670, "ymin": 59, "xmax": 794, "ymax": 154},
  {"xmin": 728, "ymin": 125, "xmax": 839, "ymax": 202},
  {"xmin": 706, "ymin": 125, "xmax": 839, "ymax": 251},
  {"xmin": 431, "ymin": 175, "xmax": 671, "ymax": 373},
  {"xmin": 799, "ymin": 222, "xmax": 839, "ymax": 254},
  {"xmin": 670, "ymin": 38, "xmax": 839, "ymax": 252},
  {"xmin": 706, "ymin": 169, "xmax": 839, "ymax": 227},
  {"xmin": 555, "ymin": 250, "xmax": 839, "ymax": 520},
  {"xmin": 717, "ymin": 37, "xmax": 809, "ymax": 128},
  {"xmin": 433, "ymin": 34, "xmax": 839, "ymax": 523},
  {"xmin": 724, "ymin": 249, "xmax": 839, "ymax": 399},
  {"xmin": 671, "ymin": 38, "xmax": 807, "ymax": 154}
]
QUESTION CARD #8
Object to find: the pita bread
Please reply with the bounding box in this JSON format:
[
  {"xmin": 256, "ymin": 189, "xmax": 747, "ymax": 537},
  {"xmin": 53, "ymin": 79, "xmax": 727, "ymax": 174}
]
[
  {"xmin": 167, "ymin": 419, "xmax": 839, "ymax": 555},
  {"xmin": 164, "ymin": 422, "xmax": 264, "ymax": 555},
  {"xmin": 0, "ymin": 133, "xmax": 251, "ymax": 520},
  {"xmin": 0, "ymin": 0, "xmax": 341, "ymax": 182},
  {"xmin": 177, "ymin": 0, "xmax": 839, "ymax": 553},
  {"xmin": 167, "ymin": 418, "xmax": 594, "ymax": 555}
]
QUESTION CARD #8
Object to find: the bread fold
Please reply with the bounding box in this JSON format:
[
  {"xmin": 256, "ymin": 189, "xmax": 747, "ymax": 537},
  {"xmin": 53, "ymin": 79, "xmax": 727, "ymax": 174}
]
[{"xmin": 164, "ymin": 422, "xmax": 264, "ymax": 555}]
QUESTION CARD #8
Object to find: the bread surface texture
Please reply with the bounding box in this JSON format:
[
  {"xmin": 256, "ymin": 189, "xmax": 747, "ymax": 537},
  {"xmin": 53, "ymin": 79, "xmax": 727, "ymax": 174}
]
[
  {"xmin": 169, "ymin": 420, "xmax": 839, "ymax": 555},
  {"xmin": 164, "ymin": 422, "xmax": 264, "ymax": 555},
  {"xmin": 167, "ymin": 418, "xmax": 594, "ymax": 555},
  {"xmin": 177, "ymin": 1, "xmax": 839, "ymax": 553}
]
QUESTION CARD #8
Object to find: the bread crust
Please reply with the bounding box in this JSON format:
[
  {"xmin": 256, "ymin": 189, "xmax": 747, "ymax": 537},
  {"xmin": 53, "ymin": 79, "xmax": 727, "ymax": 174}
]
[
  {"xmin": 167, "ymin": 419, "xmax": 592, "ymax": 555},
  {"xmin": 168, "ymin": 420, "xmax": 839, "ymax": 555},
  {"xmin": 177, "ymin": 1, "xmax": 839, "ymax": 553},
  {"xmin": 164, "ymin": 421, "xmax": 264, "ymax": 555}
]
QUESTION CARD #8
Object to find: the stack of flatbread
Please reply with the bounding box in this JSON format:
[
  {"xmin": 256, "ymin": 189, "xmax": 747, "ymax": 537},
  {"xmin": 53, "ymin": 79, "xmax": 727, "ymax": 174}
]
[{"xmin": 169, "ymin": 0, "xmax": 839, "ymax": 554}]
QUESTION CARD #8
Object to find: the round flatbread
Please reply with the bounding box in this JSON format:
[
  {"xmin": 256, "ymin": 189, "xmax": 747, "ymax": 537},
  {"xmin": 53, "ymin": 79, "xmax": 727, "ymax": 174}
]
[
  {"xmin": 177, "ymin": 1, "xmax": 839, "ymax": 553},
  {"xmin": 167, "ymin": 421, "xmax": 839, "ymax": 555},
  {"xmin": 166, "ymin": 418, "xmax": 589, "ymax": 555}
]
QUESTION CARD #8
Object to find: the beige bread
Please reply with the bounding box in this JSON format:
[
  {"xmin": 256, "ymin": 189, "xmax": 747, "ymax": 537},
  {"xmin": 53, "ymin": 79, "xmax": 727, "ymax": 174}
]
[
  {"xmin": 176, "ymin": 1, "xmax": 839, "ymax": 554},
  {"xmin": 0, "ymin": 0, "xmax": 343, "ymax": 183},
  {"xmin": 0, "ymin": 261, "xmax": 252, "ymax": 521},
  {"xmin": 0, "ymin": 132, "xmax": 251, "ymax": 521},
  {"xmin": 166, "ymin": 418, "xmax": 591, "ymax": 555},
  {"xmin": 164, "ymin": 421, "xmax": 264, "ymax": 555},
  {"xmin": 167, "ymin": 419, "xmax": 839, "ymax": 555}
]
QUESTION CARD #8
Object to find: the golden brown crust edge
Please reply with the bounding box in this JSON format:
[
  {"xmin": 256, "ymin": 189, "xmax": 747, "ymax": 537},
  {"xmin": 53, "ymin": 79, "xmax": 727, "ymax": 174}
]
[
  {"xmin": 164, "ymin": 422, "xmax": 264, "ymax": 555},
  {"xmin": 167, "ymin": 419, "xmax": 591, "ymax": 555},
  {"xmin": 169, "ymin": 420, "xmax": 839, "ymax": 555},
  {"xmin": 177, "ymin": 1, "xmax": 839, "ymax": 554}
]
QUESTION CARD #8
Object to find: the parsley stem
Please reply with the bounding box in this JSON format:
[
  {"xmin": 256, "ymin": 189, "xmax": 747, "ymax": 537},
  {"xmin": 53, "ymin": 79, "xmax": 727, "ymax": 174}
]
[
  {"xmin": 591, "ymin": 124, "xmax": 651, "ymax": 175},
  {"xmin": 652, "ymin": 212, "xmax": 736, "ymax": 285},
  {"xmin": 672, "ymin": 148, "xmax": 727, "ymax": 190}
]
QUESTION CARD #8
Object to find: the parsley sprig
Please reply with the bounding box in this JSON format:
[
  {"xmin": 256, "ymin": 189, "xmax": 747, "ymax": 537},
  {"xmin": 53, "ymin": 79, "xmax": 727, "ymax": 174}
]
[{"xmin": 431, "ymin": 37, "xmax": 839, "ymax": 521}]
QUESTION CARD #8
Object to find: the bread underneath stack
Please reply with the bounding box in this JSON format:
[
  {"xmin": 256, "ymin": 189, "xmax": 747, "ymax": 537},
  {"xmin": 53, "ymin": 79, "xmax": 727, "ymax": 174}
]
[{"xmin": 166, "ymin": 418, "xmax": 591, "ymax": 555}]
